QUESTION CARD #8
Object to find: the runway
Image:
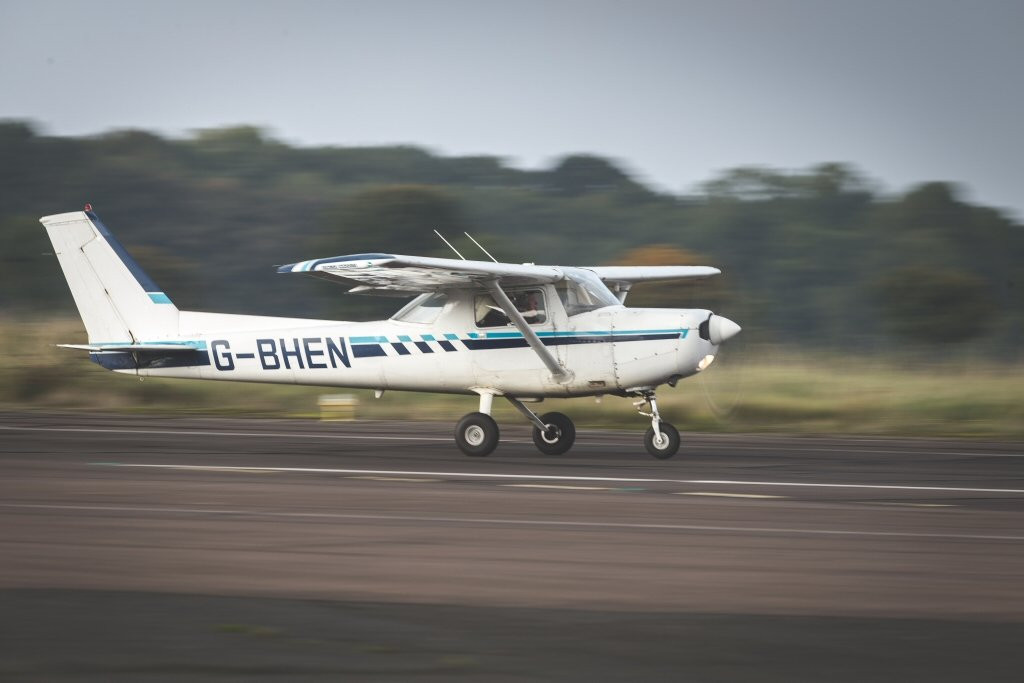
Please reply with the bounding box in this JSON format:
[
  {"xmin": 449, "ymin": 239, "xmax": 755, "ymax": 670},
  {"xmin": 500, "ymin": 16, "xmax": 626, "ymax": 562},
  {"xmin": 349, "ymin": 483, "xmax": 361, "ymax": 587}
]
[{"xmin": 2, "ymin": 412, "xmax": 1023, "ymax": 681}]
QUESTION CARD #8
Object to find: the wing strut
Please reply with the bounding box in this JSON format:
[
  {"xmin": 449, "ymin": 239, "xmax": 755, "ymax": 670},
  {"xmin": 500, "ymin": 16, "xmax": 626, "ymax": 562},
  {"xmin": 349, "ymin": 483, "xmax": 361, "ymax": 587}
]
[{"xmin": 483, "ymin": 280, "xmax": 570, "ymax": 382}]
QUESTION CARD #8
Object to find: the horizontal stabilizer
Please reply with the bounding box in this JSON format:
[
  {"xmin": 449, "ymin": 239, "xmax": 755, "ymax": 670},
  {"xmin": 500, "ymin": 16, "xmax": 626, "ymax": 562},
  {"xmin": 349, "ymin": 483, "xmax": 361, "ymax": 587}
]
[{"xmin": 58, "ymin": 342, "xmax": 206, "ymax": 352}]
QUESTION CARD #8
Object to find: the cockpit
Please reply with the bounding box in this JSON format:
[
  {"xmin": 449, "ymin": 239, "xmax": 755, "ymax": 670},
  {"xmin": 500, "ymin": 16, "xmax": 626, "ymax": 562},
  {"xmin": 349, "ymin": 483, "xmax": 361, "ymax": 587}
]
[{"xmin": 390, "ymin": 268, "xmax": 620, "ymax": 325}]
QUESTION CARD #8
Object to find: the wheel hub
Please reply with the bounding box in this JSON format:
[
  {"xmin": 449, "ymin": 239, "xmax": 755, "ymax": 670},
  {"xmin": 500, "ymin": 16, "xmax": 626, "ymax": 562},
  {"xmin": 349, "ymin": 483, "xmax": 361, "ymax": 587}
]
[
  {"xmin": 541, "ymin": 425, "xmax": 561, "ymax": 444},
  {"xmin": 464, "ymin": 425, "xmax": 485, "ymax": 446}
]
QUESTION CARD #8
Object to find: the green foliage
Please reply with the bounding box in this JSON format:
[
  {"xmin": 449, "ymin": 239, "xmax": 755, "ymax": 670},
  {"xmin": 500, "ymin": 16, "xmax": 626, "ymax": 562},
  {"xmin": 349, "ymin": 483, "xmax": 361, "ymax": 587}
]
[
  {"xmin": 320, "ymin": 185, "xmax": 467, "ymax": 256},
  {"xmin": 316, "ymin": 185, "xmax": 470, "ymax": 319},
  {"xmin": 546, "ymin": 154, "xmax": 641, "ymax": 197},
  {"xmin": 874, "ymin": 266, "xmax": 995, "ymax": 343},
  {"xmin": 0, "ymin": 215, "xmax": 72, "ymax": 313},
  {"xmin": 0, "ymin": 121, "xmax": 1020, "ymax": 351},
  {"xmin": 611, "ymin": 244, "xmax": 731, "ymax": 310}
]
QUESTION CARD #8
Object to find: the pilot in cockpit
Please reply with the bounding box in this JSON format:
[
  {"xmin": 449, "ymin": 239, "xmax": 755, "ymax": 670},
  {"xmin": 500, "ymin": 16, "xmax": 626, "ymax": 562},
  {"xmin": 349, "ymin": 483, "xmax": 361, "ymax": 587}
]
[{"xmin": 475, "ymin": 290, "xmax": 546, "ymax": 327}]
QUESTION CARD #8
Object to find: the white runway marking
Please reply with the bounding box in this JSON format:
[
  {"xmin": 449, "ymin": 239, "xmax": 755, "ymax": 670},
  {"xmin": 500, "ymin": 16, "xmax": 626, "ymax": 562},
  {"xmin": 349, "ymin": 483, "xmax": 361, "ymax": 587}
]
[
  {"xmin": 872, "ymin": 502, "xmax": 955, "ymax": 508},
  {"xmin": 677, "ymin": 492, "xmax": 786, "ymax": 499},
  {"xmin": 91, "ymin": 463, "xmax": 1024, "ymax": 495},
  {"xmin": 3, "ymin": 424, "xmax": 1020, "ymax": 457},
  {"xmin": 593, "ymin": 441, "xmax": 1024, "ymax": 459},
  {"xmin": 502, "ymin": 484, "xmax": 612, "ymax": 491},
  {"xmin": 2, "ymin": 502, "xmax": 1021, "ymax": 542},
  {"xmin": 686, "ymin": 479, "xmax": 1024, "ymax": 494},
  {"xmin": 346, "ymin": 476, "xmax": 439, "ymax": 483},
  {"xmin": 0, "ymin": 425, "xmax": 456, "ymax": 443}
]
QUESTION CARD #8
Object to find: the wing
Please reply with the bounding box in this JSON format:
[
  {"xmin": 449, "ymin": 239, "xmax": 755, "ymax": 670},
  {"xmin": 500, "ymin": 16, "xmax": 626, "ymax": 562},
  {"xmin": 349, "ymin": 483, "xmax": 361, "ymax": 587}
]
[
  {"xmin": 586, "ymin": 266, "xmax": 721, "ymax": 285},
  {"xmin": 278, "ymin": 253, "xmax": 563, "ymax": 295}
]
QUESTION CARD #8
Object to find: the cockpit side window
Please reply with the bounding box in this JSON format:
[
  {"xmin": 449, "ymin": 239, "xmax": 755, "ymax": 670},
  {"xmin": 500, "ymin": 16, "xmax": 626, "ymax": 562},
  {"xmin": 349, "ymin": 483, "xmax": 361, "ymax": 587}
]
[
  {"xmin": 475, "ymin": 289, "xmax": 547, "ymax": 327},
  {"xmin": 392, "ymin": 292, "xmax": 449, "ymax": 323}
]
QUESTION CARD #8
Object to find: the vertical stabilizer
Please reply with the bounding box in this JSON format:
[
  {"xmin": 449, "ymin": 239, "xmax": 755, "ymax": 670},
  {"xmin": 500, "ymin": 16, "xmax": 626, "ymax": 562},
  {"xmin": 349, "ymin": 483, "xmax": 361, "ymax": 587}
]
[{"xmin": 40, "ymin": 209, "xmax": 179, "ymax": 343}]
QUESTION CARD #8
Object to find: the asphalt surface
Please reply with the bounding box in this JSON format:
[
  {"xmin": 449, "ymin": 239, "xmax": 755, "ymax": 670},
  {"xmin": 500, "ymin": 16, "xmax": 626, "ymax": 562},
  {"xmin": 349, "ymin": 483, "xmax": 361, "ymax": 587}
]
[{"xmin": 2, "ymin": 412, "xmax": 1023, "ymax": 681}]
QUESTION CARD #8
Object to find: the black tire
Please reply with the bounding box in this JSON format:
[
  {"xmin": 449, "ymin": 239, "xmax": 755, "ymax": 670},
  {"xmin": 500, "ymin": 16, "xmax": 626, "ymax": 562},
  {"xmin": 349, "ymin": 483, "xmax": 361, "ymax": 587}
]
[
  {"xmin": 644, "ymin": 422, "xmax": 680, "ymax": 459},
  {"xmin": 532, "ymin": 412, "xmax": 576, "ymax": 455},
  {"xmin": 455, "ymin": 412, "xmax": 500, "ymax": 457}
]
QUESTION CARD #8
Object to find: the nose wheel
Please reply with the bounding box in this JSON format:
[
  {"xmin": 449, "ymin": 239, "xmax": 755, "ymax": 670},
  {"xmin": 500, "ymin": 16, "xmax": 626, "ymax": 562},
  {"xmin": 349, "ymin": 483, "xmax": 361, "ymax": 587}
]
[
  {"xmin": 644, "ymin": 422, "xmax": 680, "ymax": 459},
  {"xmin": 634, "ymin": 391, "xmax": 680, "ymax": 459}
]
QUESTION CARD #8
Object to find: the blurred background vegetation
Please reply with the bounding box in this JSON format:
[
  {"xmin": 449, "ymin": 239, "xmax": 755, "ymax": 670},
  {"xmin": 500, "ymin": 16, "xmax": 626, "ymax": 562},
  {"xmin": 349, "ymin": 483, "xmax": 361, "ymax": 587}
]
[{"xmin": 1, "ymin": 120, "xmax": 1021, "ymax": 435}]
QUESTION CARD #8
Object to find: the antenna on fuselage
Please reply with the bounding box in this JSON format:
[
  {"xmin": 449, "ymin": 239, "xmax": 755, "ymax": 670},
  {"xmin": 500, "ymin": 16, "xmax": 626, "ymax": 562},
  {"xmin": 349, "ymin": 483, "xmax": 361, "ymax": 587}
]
[
  {"xmin": 433, "ymin": 229, "xmax": 466, "ymax": 260},
  {"xmin": 464, "ymin": 232, "xmax": 498, "ymax": 263}
]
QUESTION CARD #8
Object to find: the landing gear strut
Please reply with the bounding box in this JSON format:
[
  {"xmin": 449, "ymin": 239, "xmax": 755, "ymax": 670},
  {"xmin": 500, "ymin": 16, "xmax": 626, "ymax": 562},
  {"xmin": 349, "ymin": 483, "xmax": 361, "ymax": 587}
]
[{"xmin": 633, "ymin": 391, "xmax": 680, "ymax": 459}]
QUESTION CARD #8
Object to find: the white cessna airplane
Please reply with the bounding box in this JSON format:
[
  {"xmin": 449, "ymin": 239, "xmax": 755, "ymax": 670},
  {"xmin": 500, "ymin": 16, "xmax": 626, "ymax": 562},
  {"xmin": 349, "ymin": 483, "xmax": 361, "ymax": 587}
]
[{"xmin": 41, "ymin": 207, "xmax": 740, "ymax": 458}]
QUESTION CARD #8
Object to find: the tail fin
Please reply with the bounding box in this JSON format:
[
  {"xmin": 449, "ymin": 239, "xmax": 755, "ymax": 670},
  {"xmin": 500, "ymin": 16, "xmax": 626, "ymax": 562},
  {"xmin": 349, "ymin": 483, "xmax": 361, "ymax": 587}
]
[{"xmin": 40, "ymin": 209, "xmax": 179, "ymax": 344}]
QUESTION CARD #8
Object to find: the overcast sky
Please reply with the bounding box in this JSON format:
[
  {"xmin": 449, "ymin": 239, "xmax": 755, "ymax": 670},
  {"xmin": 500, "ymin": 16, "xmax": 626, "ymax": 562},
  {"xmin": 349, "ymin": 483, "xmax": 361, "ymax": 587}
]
[{"xmin": 3, "ymin": 0, "xmax": 1022, "ymax": 217}]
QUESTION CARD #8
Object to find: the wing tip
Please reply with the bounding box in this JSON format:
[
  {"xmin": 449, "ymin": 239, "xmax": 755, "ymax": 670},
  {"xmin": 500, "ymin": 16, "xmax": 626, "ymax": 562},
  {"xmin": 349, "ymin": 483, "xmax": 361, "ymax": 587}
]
[{"xmin": 277, "ymin": 253, "xmax": 399, "ymax": 274}]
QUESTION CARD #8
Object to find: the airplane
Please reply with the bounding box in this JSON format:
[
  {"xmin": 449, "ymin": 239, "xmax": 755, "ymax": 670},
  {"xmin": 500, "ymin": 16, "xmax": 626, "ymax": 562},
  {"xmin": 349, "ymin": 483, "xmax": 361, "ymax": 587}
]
[{"xmin": 40, "ymin": 206, "xmax": 741, "ymax": 458}]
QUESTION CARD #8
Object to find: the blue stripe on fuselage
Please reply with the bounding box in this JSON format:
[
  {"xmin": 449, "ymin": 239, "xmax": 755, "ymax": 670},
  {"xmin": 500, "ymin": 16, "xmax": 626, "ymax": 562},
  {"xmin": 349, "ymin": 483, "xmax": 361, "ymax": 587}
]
[{"xmin": 461, "ymin": 332, "xmax": 680, "ymax": 351}]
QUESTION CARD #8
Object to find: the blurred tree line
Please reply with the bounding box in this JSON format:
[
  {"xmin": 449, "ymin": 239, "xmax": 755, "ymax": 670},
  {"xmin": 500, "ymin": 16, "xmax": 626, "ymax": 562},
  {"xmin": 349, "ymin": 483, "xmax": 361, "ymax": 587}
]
[{"xmin": 0, "ymin": 121, "xmax": 1020, "ymax": 354}]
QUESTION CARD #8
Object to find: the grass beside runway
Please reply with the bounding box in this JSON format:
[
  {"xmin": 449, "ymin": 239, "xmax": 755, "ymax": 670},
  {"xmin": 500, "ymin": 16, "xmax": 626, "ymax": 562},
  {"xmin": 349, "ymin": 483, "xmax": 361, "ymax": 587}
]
[{"xmin": 2, "ymin": 317, "xmax": 1022, "ymax": 438}]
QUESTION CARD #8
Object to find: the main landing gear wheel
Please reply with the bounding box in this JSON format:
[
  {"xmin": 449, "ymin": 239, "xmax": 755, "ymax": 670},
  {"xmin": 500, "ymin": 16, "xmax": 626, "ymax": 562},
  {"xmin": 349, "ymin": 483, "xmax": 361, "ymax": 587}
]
[
  {"xmin": 455, "ymin": 412, "xmax": 500, "ymax": 457},
  {"xmin": 532, "ymin": 412, "xmax": 576, "ymax": 455},
  {"xmin": 644, "ymin": 422, "xmax": 680, "ymax": 459}
]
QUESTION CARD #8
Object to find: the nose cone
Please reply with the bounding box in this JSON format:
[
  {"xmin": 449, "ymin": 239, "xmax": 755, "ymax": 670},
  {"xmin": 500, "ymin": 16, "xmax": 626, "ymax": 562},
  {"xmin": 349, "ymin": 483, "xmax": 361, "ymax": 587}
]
[{"xmin": 708, "ymin": 315, "xmax": 741, "ymax": 345}]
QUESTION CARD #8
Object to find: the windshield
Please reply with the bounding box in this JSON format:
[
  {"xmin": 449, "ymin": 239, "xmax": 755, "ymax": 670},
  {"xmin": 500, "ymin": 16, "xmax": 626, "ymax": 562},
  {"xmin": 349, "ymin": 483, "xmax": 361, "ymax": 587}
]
[
  {"xmin": 556, "ymin": 270, "xmax": 620, "ymax": 316},
  {"xmin": 391, "ymin": 292, "xmax": 448, "ymax": 323}
]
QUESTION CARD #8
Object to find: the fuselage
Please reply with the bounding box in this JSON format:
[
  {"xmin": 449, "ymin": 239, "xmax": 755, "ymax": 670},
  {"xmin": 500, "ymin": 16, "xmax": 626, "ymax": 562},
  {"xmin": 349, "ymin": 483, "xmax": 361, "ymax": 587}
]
[{"xmin": 92, "ymin": 287, "xmax": 721, "ymax": 398}]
